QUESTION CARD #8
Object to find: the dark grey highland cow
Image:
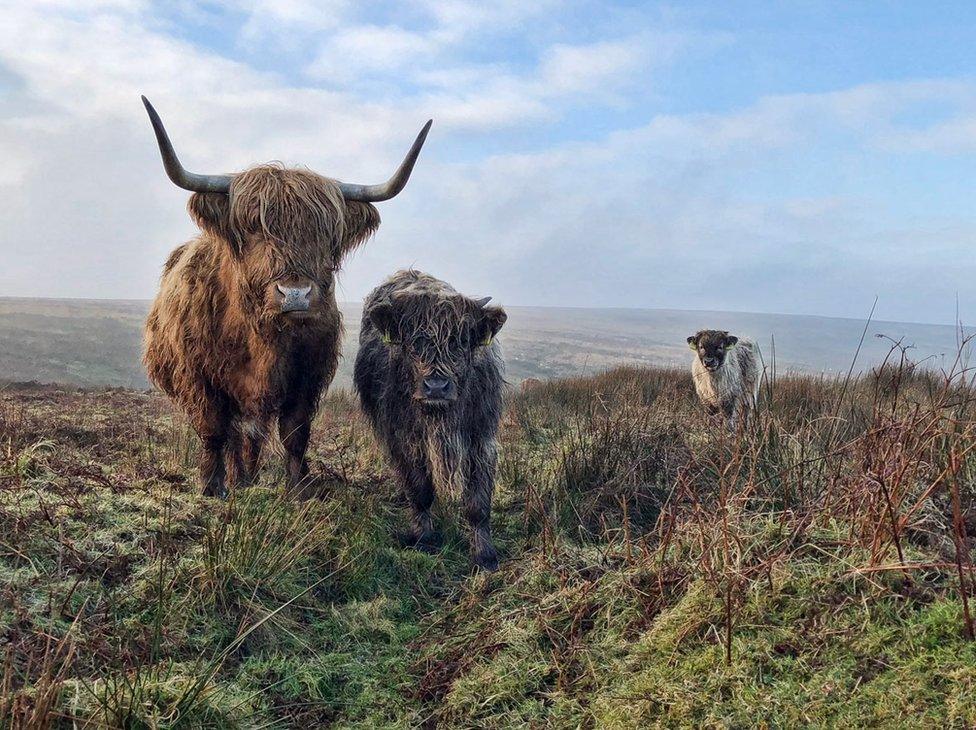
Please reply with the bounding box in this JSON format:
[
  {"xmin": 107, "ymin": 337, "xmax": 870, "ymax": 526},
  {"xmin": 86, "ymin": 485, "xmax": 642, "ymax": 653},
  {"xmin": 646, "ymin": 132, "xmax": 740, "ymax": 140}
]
[{"xmin": 354, "ymin": 270, "xmax": 508, "ymax": 571}]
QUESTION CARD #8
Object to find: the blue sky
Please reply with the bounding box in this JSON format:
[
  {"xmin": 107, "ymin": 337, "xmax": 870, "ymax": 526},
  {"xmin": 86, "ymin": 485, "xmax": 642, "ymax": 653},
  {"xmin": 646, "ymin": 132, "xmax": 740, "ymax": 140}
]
[{"xmin": 1, "ymin": 1, "xmax": 976, "ymax": 325}]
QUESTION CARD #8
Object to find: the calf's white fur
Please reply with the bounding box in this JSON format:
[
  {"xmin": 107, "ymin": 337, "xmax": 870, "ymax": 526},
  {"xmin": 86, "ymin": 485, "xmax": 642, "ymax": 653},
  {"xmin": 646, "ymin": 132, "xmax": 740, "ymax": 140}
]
[{"xmin": 688, "ymin": 330, "xmax": 761, "ymax": 428}]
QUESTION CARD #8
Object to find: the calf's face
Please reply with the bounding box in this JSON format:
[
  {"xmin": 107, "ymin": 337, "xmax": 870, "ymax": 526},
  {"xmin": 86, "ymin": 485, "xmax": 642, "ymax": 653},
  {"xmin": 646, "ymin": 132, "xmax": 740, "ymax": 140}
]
[
  {"xmin": 687, "ymin": 330, "xmax": 738, "ymax": 371},
  {"xmin": 370, "ymin": 293, "xmax": 507, "ymax": 410}
]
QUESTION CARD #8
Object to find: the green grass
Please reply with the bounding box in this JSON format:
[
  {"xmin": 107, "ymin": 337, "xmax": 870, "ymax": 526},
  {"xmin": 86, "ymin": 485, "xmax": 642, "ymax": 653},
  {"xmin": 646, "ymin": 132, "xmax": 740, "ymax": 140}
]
[{"xmin": 2, "ymin": 356, "xmax": 976, "ymax": 727}]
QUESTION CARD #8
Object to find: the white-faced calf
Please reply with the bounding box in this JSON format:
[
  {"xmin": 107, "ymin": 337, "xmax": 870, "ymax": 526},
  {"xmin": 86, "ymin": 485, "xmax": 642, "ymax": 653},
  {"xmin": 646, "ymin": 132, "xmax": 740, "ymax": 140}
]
[
  {"xmin": 687, "ymin": 329, "xmax": 760, "ymax": 428},
  {"xmin": 354, "ymin": 270, "xmax": 507, "ymax": 571}
]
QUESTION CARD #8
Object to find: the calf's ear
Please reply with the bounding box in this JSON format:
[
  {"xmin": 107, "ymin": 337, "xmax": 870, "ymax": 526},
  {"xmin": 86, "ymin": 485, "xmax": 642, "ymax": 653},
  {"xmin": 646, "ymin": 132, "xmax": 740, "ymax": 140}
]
[
  {"xmin": 725, "ymin": 335, "xmax": 739, "ymax": 348},
  {"xmin": 687, "ymin": 335, "xmax": 698, "ymax": 350},
  {"xmin": 368, "ymin": 301, "xmax": 397, "ymax": 343},
  {"xmin": 477, "ymin": 306, "xmax": 507, "ymax": 346}
]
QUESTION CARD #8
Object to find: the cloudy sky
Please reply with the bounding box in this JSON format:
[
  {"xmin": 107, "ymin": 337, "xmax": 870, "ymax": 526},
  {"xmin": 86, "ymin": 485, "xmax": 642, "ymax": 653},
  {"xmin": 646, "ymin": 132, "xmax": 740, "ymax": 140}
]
[{"xmin": 1, "ymin": 1, "xmax": 975, "ymax": 325}]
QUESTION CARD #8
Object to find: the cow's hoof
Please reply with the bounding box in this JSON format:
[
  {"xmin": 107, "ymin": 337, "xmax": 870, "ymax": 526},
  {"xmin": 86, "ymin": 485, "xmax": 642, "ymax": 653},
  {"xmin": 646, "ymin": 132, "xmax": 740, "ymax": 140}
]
[
  {"xmin": 397, "ymin": 531, "xmax": 442, "ymax": 554},
  {"xmin": 471, "ymin": 547, "xmax": 499, "ymax": 572},
  {"xmin": 286, "ymin": 479, "xmax": 319, "ymax": 501}
]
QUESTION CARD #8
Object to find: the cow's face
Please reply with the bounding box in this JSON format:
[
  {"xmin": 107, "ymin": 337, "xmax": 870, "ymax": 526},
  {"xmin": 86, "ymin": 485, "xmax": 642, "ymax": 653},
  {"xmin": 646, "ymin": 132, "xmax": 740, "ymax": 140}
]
[
  {"xmin": 143, "ymin": 97, "xmax": 428, "ymax": 333},
  {"xmin": 189, "ymin": 167, "xmax": 379, "ymax": 331},
  {"xmin": 687, "ymin": 330, "xmax": 738, "ymax": 371},
  {"xmin": 370, "ymin": 293, "xmax": 506, "ymax": 411}
]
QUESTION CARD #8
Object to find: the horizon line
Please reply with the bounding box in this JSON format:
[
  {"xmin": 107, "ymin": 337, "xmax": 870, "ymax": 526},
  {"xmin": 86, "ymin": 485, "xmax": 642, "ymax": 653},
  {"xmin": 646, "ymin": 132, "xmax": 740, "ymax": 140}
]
[{"xmin": 0, "ymin": 294, "xmax": 966, "ymax": 330}]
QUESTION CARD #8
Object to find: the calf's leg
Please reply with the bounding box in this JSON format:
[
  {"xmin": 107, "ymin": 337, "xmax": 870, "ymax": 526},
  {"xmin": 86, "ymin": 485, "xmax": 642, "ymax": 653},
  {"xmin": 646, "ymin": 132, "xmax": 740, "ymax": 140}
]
[
  {"xmin": 390, "ymin": 446, "xmax": 440, "ymax": 551},
  {"xmin": 464, "ymin": 439, "xmax": 499, "ymax": 571}
]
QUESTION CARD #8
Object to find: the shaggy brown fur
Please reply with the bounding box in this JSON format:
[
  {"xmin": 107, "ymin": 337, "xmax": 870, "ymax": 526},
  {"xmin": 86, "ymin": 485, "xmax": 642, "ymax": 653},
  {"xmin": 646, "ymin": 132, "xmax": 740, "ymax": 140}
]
[
  {"xmin": 145, "ymin": 165, "xmax": 380, "ymax": 497},
  {"xmin": 354, "ymin": 270, "xmax": 507, "ymax": 570}
]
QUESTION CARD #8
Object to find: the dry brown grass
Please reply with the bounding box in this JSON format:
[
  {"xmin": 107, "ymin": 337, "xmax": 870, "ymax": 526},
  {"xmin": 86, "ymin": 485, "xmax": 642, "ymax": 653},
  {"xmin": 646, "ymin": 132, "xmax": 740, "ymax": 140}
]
[{"xmin": 2, "ymin": 341, "xmax": 976, "ymax": 726}]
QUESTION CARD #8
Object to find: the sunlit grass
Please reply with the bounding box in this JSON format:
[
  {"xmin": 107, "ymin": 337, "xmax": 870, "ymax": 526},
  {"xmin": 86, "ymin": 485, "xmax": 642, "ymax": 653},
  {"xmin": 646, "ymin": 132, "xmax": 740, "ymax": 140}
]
[{"xmin": 2, "ymin": 346, "xmax": 976, "ymax": 727}]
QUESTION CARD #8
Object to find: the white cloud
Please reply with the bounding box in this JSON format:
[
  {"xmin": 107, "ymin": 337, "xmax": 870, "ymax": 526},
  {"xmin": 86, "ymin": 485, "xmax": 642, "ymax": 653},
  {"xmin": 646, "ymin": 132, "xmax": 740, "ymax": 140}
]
[
  {"xmin": 337, "ymin": 78, "xmax": 976, "ymax": 323},
  {"xmin": 875, "ymin": 116, "xmax": 976, "ymax": 154},
  {"xmin": 233, "ymin": 0, "xmax": 352, "ymax": 36},
  {"xmin": 538, "ymin": 38, "xmax": 655, "ymax": 95},
  {"xmin": 0, "ymin": 1, "xmax": 975, "ymax": 326},
  {"xmin": 306, "ymin": 25, "xmax": 437, "ymax": 80},
  {"xmin": 301, "ymin": 2, "xmax": 664, "ymax": 130}
]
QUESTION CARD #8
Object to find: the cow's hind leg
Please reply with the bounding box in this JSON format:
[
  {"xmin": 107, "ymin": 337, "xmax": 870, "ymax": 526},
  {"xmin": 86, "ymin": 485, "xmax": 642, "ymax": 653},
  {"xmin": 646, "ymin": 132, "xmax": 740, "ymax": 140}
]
[
  {"xmin": 464, "ymin": 439, "xmax": 499, "ymax": 571},
  {"xmin": 225, "ymin": 420, "xmax": 266, "ymax": 490},
  {"xmin": 227, "ymin": 418, "xmax": 266, "ymax": 489},
  {"xmin": 241, "ymin": 426, "xmax": 266, "ymax": 485}
]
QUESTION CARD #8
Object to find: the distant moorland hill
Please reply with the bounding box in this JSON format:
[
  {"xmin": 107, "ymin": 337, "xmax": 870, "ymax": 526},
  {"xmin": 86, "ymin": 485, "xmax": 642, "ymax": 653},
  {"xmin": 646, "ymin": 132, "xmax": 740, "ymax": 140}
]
[{"xmin": 0, "ymin": 297, "xmax": 968, "ymax": 389}]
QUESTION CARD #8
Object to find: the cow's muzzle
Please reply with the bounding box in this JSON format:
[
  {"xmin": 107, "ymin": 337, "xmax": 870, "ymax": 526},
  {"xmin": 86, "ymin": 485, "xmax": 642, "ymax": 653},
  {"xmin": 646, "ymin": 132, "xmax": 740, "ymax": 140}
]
[{"xmin": 277, "ymin": 283, "xmax": 313, "ymax": 314}]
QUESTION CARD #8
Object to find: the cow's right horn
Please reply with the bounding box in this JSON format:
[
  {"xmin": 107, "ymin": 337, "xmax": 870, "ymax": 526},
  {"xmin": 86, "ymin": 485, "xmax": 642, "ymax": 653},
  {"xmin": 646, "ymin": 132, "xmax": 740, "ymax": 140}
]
[
  {"xmin": 336, "ymin": 120, "xmax": 433, "ymax": 203},
  {"xmin": 142, "ymin": 96, "xmax": 233, "ymax": 194}
]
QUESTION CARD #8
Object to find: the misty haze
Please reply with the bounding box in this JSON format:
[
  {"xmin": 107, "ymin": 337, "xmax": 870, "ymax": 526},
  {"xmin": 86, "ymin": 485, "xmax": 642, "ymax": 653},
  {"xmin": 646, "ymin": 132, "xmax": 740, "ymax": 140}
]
[{"xmin": 1, "ymin": 296, "xmax": 968, "ymax": 390}]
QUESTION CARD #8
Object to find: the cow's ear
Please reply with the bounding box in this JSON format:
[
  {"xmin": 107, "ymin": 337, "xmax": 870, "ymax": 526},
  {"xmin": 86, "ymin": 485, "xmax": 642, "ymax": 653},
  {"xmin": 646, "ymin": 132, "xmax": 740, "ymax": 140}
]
[
  {"xmin": 687, "ymin": 335, "xmax": 698, "ymax": 350},
  {"xmin": 476, "ymin": 306, "xmax": 507, "ymax": 346},
  {"xmin": 369, "ymin": 300, "xmax": 397, "ymax": 343},
  {"xmin": 334, "ymin": 202, "xmax": 381, "ymax": 263},
  {"xmin": 188, "ymin": 193, "xmax": 233, "ymax": 241},
  {"xmin": 725, "ymin": 335, "xmax": 739, "ymax": 348}
]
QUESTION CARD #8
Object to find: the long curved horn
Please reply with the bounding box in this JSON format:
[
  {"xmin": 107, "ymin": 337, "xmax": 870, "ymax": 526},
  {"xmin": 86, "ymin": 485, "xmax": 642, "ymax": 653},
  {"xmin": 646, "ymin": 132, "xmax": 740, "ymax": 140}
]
[
  {"xmin": 142, "ymin": 96, "xmax": 232, "ymax": 194},
  {"xmin": 337, "ymin": 120, "xmax": 433, "ymax": 202}
]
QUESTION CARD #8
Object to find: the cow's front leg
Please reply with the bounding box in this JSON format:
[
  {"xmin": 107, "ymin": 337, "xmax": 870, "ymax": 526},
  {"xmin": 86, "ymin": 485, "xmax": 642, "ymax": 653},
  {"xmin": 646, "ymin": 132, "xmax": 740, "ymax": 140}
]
[
  {"xmin": 279, "ymin": 404, "xmax": 313, "ymax": 498},
  {"xmin": 193, "ymin": 398, "xmax": 232, "ymax": 498},
  {"xmin": 464, "ymin": 439, "xmax": 499, "ymax": 571}
]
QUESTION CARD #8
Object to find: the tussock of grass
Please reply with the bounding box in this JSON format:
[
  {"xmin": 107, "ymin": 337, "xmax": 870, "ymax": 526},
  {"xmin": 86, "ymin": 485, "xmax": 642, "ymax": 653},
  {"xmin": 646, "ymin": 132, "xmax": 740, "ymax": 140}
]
[{"xmin": 2, "ymin": 346, "xmax": 976, "ymax": 727}]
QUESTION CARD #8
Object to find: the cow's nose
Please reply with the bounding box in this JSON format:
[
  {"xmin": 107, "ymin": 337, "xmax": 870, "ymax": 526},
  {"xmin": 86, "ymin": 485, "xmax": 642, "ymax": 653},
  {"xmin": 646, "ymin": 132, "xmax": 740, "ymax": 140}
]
[
  {"xmin": 422, "ymin": 376, "xmax": 452, "ymax": 399},
  {"xmin": 277, "ymin": 284, "xmax": 312, "ymax": 313}
]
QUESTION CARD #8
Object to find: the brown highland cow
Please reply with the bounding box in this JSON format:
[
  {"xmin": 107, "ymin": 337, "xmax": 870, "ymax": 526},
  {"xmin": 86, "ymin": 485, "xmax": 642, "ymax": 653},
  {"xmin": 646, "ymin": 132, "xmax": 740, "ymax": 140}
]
[{"xmin": 141, "ymin": 97, "xmax": 431, "ymax": 497}]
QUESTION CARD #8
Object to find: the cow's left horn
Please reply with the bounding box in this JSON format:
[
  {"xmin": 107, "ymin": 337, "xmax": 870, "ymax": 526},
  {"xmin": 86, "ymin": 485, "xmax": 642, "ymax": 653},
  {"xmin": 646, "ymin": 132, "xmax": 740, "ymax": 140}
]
[
  {"xmin": 337, "ymin": 120, "xmax": 433, "ymax": 203},
  {"xmin": 142, "ymin": 96, "xmax": 233, "ymax": 194}
]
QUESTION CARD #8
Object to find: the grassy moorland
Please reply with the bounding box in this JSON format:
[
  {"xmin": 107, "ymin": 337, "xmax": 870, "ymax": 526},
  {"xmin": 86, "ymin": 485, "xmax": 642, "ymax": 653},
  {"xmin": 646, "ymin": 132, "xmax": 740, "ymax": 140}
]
[{"xmin": 2, "ymin": 352, "xmax": 976, "ymax": 728}]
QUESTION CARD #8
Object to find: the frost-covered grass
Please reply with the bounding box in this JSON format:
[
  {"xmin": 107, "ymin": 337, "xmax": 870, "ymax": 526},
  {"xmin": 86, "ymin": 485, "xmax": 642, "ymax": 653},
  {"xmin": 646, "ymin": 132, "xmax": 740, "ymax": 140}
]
[{"xmin": 2, "ymin": 353, "xmax": 976, "ymax": 727}]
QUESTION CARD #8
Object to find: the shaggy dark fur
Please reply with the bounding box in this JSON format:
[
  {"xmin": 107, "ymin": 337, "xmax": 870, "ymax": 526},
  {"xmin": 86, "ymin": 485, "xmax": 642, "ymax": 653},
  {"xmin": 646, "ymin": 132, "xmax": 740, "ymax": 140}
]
[
  {"xmin": 354, "ymin": 270, "xmax": 507, "ymax": 570},
  {"xmin": 144, "ymin": 165, "xmax": 380, "ymax": 498}
]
